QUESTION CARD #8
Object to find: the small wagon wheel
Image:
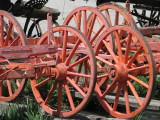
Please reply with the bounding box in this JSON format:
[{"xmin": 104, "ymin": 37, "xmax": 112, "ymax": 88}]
[
  {"xmin": 30, "ymin": 26, "xmax": 97, "ymax": 117},
  {"xmin": 96, "ymin": 3, "xmax": 137, "ymax": 28},
  {"xmin": 63, "ymin": 6, "xmax": 114, "ymax": 49},
  {"xmin": 27, "ymin": 19, "xmax": 43, "ymax": 38},
  {"xmin": 94, "ymin": 25, "xmax": 155, "ymax": 119},
  {"xmin": 0, "ymin": 10, "xmax": 27, "ymax": 101}
]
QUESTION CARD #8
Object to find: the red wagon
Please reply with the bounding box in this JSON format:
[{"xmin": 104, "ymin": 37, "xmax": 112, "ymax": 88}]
[{"xmin": 0, "ymin": 0, "xmax": 158, "ymax": 119}]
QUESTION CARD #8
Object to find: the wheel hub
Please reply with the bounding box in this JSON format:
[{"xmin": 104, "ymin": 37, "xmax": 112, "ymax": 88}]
[
  {"xmin": 108, "ymin": 63, "xmax": 128, "ymax": 82},
  {"xmin": 55, "ymin": 63, "xmax": 67, "ymax": 81}
]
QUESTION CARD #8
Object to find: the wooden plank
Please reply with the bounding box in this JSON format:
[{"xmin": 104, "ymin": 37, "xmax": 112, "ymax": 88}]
[
  {"xmin": 139, "ymin": 26, "xmax": 160, "ymax": 36},
  {"xmin": 74, "ymin": 92, "xmax": 160, "ymax": 111}
]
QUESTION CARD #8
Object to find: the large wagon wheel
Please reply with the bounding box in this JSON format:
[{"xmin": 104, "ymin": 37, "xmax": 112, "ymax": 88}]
[
  {"xmin": 63, "ymin": 6, "xmax": 114, "ymax": 48},
  {"xmin": 0, "ymin": 10, "xmax": 27, "ymax": 101},
  {"xmin": 30, "ymin": 26, "xmax": 97, "ymax": 117},
  {"xmin": 94, "ymin": 25, "xmax": 155, "ymax": 119},
  {"xmin": 96, "ymin": 3, "xmax": 137, "ymax": 28}
]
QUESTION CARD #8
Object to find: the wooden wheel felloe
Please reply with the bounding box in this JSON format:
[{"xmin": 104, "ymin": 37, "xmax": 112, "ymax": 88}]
[
  {"xmin": 0, "ymin": 10, "xmax": 27, "ymax": 101},
  {"xmin": 30, "ymin": 26, "xmax": 97, "ymax": 117},
  {"xmin": 94, "ymin": 25, "xmax": 155, "ymax": 119},
  {"xmin": 63, "ymin": 6, "xmax": 113, "ymax": 47},
  {"xmin": 97, "ymin": 3, "xmax": 137, "ymax": 28}
]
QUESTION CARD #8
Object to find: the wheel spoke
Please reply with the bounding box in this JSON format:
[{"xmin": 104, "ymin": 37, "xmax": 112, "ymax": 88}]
[
  {"xmin": 120, "ymin": 38, "xmax": 126, "ymax": 45},
  {"xmin": 90, "ymin": 25, "xmax": 105, "ymax": 44},
  {"xmin": 65, "ymin": 39, "xmax": 81, "ymax": 65},
  {"xmin": 7, "ymin": 80, "xmax": 13, "ymax": 96},
  {"xmin": 16, "ymin": 79, "xmax": 20, "ymax": 87},
  {"xmin": 83, "ymin": 10, "xmax": 87, "ymax": 36},
  {"xmin": 123, "ymin": 83, "xmax": 130, "ymax": 114},
  {"xmin": 128, "ymin": 65, "xmax": 149, "ymax": 72},
  {"xmin": 127, "ymin": 46, "xmax": 143, "ymax": 67},
  {"xmin": 97, "ymin": 17, "xmax": 106, "ymax": 31},
  {"xmin": 105, "ymin": 10, "xmax": 112, "ymax": 25},
  {"xmin": 115, "ymin": 11, "xmax": 119, "ymax": 25},
  {"xmin": 9, "ymin": 36, "xmax": 20, "ymax": 46},
  {"xmin": 97, "ymin": 76, "xmax": 108, "ymax": 88},
  {"xmin": 124, "ymin": 33, "xmax": 132, "ymax": 63},
  {"xmin": 64, "ymin": 81, "xmax": 75, "ymax": 110},
  {"xmin": 102, "ymin": 80, "xmax": 117, "ymax": 98},
  {"xmin": 98, "ymin": 54, "xmax": 113, "ymax": 60},
  {"xmin": 113, "ymin": 82, "xmax": 122, "ymax": 111},
  {"xmin": 77, "ymin": 11, "xmax": 81, "ymax": 30},
  {"xmin": 114, "ymin": 30, "xmax": 123, "ymax": 62},
  {"xmin": 62, "ymin": 31, "xmax": 68, "ymax": 63},
  {"xmin": 73, "ymin": 15, "xmax": 78, "ymax": 26},
  {"xmin": 97, "ymin": 61, "xmax": 103, "ymax": 70},
  {"xmin": 119, "ymin": 30, "xmax": 125, "ymax": 40},
  {"xmin": 44, "ymin": 81, "xmax": 57, "ymax": 105},
  {"xmin": 67, "ymin": 71, "xmax": 91, "ymax": 78},
  {"xmin": 102, "ymin": 40, "xmax": 119, "ymax": 63},
  {"xmin": 84, "ymin": 61, "xmax": 89, "ymax": 88},
  {"xmin": 87, "ymin": 14, "xmax": 96, "ymax": 40},
  {"xmin": 96, "ymin": 56, "xmax": 113, "ymax": 66},
  {"xmin": 128, "ymin": 74, "xmax": 149, "ymax": 88},
  {"xmin": 4, "ymin": 21, "xmax": 13, "ymax": 46},
  {"xmin": 0, "ymin": 82, "xmax": 3, "ymax": 96},
  {"xmin": 66, "ymin": 77, "xmax": 86, "ymax": 98},
  {"xmin": 75, "ymin": 62, "xmax": 83, "ymax": 84},
  {"xmin": 67, "ymin": 56, "xmax": 89, "ymax": 70},
  {"xmin": 57, "ymin": 83, "xmax": 63, "ymax": 115},
  {"xmin": 127, "ymin": 81, "xmax": 142, "ymax": 105},
  {"xmin": 35, "ymin": 78, "xmax": 51, "ymax": 88},
  {"xmin": 0, "ymin": 15, "xmax": 4, "ymax": 46},
  {"xmin": 97, "ymin": 74, "xmax": 108, "ymax": 79}
]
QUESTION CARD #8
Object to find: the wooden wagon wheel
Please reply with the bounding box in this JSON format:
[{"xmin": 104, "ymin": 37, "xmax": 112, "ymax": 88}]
[
  {"xmin": 63, "ymin": 6, "xmax": 114, "ymax": 92},
  {"xmin": 94, "ymin": 25, "xmax": 155, "ymax": 119},
  {"xmin": 30, "ymin": 26, "xmax": 97, "ymax": 117},
  {"xmin": 63, "ymin": 6, "xmax": 114, "ymax": 48},
  {"xmin": 96, "ymin": 3, "xmax": 137, "ymax": 28},
  {"xmin": 0, "ymin": 10, "xmax": 27, "ymax": 101}
]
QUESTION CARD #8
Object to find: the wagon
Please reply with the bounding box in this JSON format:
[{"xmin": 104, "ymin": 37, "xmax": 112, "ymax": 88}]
[
  {"xmin": 63, "ymin": 0, "xmax": 158, "ymax": 119},
  {"xmin": 0, "ymin": 0, "xmax": 97, "ymax": 117},
  {"xmin": 0, "ymin": 0, "xmax": 158, "ymax": 119},
  {"xmin": 96, "ymin": 0, "xmax": 160, "ymax": 27}
]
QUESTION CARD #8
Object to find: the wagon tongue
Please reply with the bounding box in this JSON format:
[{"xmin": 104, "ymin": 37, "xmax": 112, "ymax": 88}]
[{"xmin": 0, "ymin": 44, "xmax": 58, "ymax": 59}]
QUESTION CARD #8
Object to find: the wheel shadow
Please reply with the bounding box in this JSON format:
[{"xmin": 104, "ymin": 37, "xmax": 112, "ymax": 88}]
[{"xmin": 53, "ymin": 113, "xmax": 109, "ymax": 120}]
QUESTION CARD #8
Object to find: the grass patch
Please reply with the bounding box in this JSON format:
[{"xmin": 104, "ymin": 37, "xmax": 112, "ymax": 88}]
[
  {"xmin": 0, "ymin": 101, "xmax": 53, "ymax": 120},
  {"xmin": 132, "ymin": 75, "xmax": 160, "ymax": 100}
]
